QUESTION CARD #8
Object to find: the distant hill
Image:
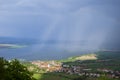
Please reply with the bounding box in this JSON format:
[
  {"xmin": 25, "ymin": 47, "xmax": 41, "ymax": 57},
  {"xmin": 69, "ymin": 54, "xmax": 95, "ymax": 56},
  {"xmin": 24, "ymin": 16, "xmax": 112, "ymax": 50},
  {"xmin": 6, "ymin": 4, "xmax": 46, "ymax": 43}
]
[{"xmin": 60, "ymin": 51, "xmax": 120, "ymax": 62}]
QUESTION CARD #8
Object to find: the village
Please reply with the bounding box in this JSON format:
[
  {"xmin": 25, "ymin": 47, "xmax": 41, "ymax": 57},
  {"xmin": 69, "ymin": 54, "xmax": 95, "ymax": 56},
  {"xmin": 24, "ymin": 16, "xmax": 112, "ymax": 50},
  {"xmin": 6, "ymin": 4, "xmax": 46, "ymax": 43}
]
[{"xmin": 31, "ymin": 60, "xmax": 120, "ymax": 79}]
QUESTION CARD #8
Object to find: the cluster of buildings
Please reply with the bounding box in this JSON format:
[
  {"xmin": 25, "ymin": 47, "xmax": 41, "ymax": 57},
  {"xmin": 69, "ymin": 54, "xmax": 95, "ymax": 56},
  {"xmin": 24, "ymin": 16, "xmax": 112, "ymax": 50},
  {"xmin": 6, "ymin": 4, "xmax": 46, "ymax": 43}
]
[
  {"xmin": 31, "ymin": 60, "xmax": 61, "ymax": 72},
  {"xmin": 97, "ymin": 68, "xmax": 120, "ymax": 78},
  {"xmin": 59, "ymin": 64, "xmax": 120, "ymax": 78},
  {"xmin": 31, "ymin": 60, "xmax": 120, "ymax": 79},
  {"xmin": 59, "ymin": 64, "xmax": 101, "ymax": 77}
]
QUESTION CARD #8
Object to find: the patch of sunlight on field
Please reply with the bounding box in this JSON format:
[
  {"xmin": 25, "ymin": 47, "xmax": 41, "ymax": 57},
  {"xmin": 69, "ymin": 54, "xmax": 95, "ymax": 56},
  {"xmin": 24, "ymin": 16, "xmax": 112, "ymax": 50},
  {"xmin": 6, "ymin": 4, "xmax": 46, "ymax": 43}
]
[
  {"xmin": 33, "ymin": 73, "xmax": 70, "ymax": 80},
  {"xmin": 75, "ymin": 54, "xmax": 97, "ymax": 60},
  {"xmin": 33, "ymin": 74, "xmax": 42, "ymax": 80}
]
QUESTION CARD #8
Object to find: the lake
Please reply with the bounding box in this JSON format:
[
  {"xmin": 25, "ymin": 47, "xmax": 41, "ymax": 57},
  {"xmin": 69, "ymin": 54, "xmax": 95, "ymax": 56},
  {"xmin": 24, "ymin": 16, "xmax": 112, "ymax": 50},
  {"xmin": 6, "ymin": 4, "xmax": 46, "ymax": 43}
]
[{"xmin": 0, "ymin": 43, "xmax": 92, "ymax": 61}]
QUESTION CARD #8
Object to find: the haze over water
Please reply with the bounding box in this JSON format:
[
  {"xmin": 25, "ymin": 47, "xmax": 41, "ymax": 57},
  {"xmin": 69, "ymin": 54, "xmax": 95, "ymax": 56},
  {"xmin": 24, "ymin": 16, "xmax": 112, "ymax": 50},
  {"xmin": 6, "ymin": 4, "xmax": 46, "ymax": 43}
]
[{"xmin": 0, "ymin": 0, "xmax": 120, "ymax": 60}]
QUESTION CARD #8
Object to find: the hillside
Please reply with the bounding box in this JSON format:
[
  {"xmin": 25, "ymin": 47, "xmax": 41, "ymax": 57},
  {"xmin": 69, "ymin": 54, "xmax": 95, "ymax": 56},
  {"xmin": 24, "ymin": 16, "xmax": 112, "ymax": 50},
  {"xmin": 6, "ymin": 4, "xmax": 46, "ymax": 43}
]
[
  {"xmin": 96, "ymin": 51, "xmax": 120, "ymax": 60},
  {"xmin": 59, "ymin": 51, "xmax": 120, "ymax": 62},
  {"xmin": 22, "ymin": 51, "xmax": 120, "ymax": 80}
]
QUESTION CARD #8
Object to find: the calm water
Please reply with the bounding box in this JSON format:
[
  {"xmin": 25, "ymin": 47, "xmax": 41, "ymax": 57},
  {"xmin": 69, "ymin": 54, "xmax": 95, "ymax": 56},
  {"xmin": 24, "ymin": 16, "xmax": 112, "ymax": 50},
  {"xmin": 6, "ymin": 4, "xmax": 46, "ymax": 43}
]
[{"xmin": 0, "ymin": 43, "xmax": 91, "ymax": 61}]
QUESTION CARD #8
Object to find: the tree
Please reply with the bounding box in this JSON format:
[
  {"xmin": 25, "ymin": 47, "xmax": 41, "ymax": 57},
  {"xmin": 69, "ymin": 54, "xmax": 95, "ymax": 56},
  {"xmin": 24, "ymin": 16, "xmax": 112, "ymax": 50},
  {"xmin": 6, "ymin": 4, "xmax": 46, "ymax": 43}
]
[{"xmin": 0, "ymin": 57, "xmax": 36, "ymax": 80}]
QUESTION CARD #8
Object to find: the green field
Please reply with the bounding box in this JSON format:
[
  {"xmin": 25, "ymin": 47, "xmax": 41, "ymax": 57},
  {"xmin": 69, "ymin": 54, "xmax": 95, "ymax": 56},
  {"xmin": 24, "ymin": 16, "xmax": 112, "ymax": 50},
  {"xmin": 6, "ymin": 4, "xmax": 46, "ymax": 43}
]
[
  {"xmin": 33, "ymin": 73, "xmax": 119, "ymax": 80},
  {"xmin": 33, "ymin": 73, "xmax": 80, "ymax": 80},
  {"xmin": 24, "ymin": 51, "xmax": 120, "ymax": 80}
]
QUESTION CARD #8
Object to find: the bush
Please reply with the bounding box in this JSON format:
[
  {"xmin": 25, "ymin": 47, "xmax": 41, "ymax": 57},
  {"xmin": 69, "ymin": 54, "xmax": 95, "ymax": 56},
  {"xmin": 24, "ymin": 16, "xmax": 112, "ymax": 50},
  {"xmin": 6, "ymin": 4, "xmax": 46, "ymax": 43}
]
[{"xmin": 0, "ymin": 57, "xmax": 36, "ymax": 80}]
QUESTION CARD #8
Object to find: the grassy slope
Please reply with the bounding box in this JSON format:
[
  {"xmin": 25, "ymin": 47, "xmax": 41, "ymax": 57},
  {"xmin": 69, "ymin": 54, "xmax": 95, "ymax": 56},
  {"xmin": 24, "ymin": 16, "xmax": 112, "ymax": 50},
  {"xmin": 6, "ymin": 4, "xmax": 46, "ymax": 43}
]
[
  {"xmin": 33, "ymin": 72, "xmax": 80, "ymax": 80},
  {"xmin": 60, "ymin": 51, "xmax": 120, "ymax": 62},
  {"xmin": 25, "ymin": 51, "xmax": 120, "ymax": 80}
]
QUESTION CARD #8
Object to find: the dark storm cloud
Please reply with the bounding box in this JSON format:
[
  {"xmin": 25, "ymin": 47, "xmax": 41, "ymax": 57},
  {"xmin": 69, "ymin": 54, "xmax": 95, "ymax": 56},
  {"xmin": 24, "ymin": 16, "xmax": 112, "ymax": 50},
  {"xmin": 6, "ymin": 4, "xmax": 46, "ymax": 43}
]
[{"xmin": 0, "ymin": 0, "xmax": 120, "ymax": 51}]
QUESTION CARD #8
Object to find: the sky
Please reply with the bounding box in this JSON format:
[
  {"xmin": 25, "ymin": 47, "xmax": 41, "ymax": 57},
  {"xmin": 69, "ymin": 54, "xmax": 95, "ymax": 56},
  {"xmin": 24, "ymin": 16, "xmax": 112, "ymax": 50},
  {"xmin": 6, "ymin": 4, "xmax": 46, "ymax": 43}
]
[{"xmin": 0, "ymin": 0, "xmax": 120, "ymax": 51}]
